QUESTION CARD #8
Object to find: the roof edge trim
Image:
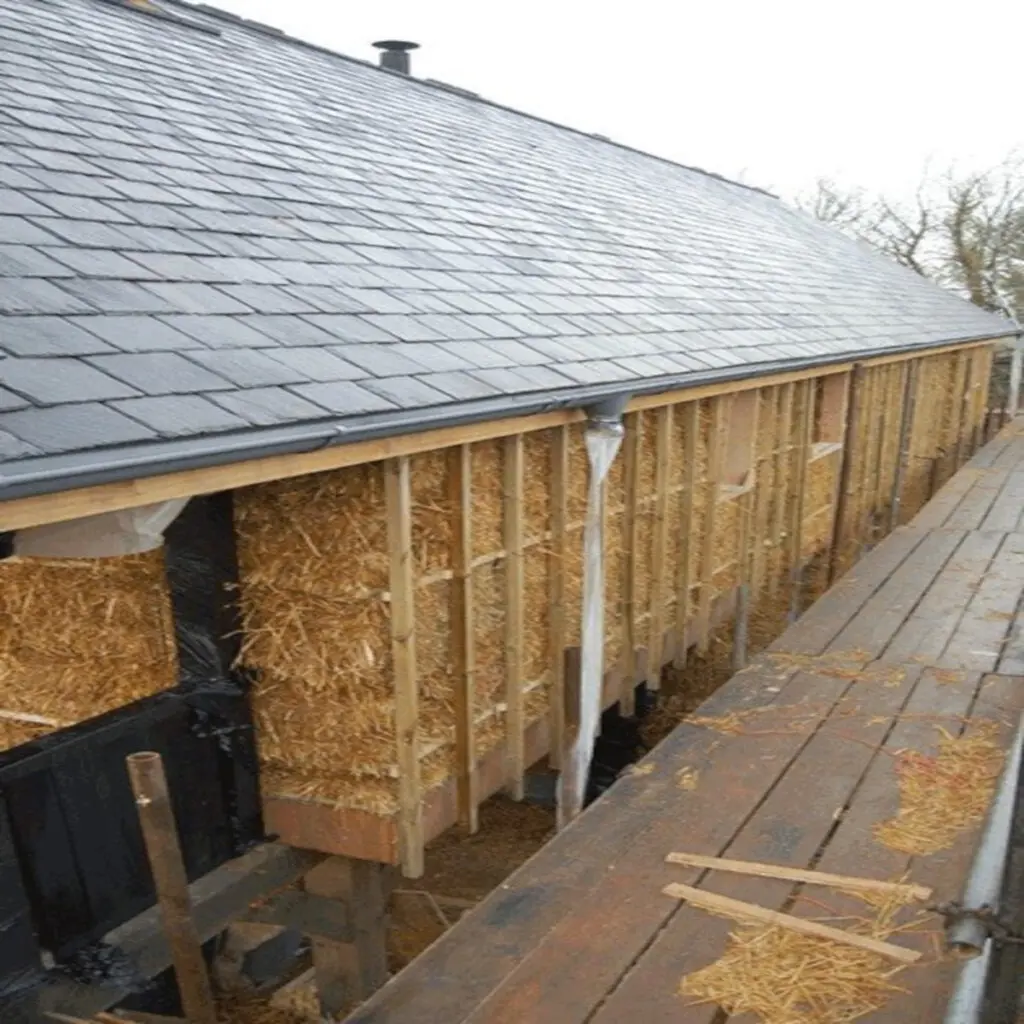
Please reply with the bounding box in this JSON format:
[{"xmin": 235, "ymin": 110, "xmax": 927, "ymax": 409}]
[{"xmin": 0, "ymin": 332, "xmax": 1008, "ymax": 514}]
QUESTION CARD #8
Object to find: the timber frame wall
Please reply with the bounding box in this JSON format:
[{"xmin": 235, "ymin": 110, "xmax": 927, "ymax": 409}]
[{"xmin": 0, "ymin": 339, "xmax": 1006, "ymax": 876}]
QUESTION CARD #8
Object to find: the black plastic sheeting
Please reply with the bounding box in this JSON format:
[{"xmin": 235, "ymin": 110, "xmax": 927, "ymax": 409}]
[{"xmin": 0, "ymin": 493, "xmax": 265, "ymax": 1014}]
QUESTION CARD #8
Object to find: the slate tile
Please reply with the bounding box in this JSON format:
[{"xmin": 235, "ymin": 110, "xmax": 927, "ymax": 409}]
[
  {"xmin": 265, "ymin": 347, "xmax": 363, "ymax": 382},
  {"xmin": 158, "ymin": 314, "xmax": 278, "ymax": 349},
  {"xmin": 336, "ymin": 288, "xmax": 415, "ymax": 315},
  {"xmin": 40, "ymin": 247, "xmax": 155, "ymax": 279},
  {"xmin": 27, "ymin": 192, "xmax": 130, "ymax": 222},
  {"xmin": 28, "ymin": 218, "xmax": 138, "ymax": 248},
  {"xmin": 0, "ymin": 402, "xmax": 156, "ymax": 453},
  {"xmin": 358, "ymin": 314, "xmax": 444, "ymax": 342},
  {"xmin": 58, "ymin": 279, "xmax": 179, "ymax": 314},
  {"xmin": 361, "ymin": 375, "xmax": 451, "ymax": 408},
  {"xmin": 114, "ymin": 225, "xmax": 217, "ymax": 255},
  {"xmin": 17, "ymin": 168, "xmax": 118, "ymax": 199},
  {"xmin": 282, "ymin": 285, "xmax": 369, "ymax": 314},
  {"xmin": 388, "ymin": 342, "xmax": 476, "ymax": 373},
  {"xmin": 0, "ymin": 244, "xmax": 73, "ymax": 277},
  {"xmin": 3, "ymin": 355, "xmax": 139, "ymax": 404},
  {"xmin": 215, "ymin": 284, "xmax": 317, "ymax": 315},
  {"xmin": 113, "ymin": 394, "xmax": 248, "ymax": 437},
  {"xmin": 240, "ymin": 314, "xmax": 338, "ymax": 347},
  {"xmin": 0, "ymin": 314, "xmax": 119, "ymax": 356},
  {"xmin": 0, "ymin": 188, "xmax": 50, "ymax": 217},
  {"xmin": 0, "ymin": 385, "xmax": 30, "ymax": 411},
  {"xmin": 186, "ymin": 348, "xmax": 309, "ymax": 388},
  {"xmin": 141, "ymin": 282, "xmax": 254, "ymax": 315},
  {"xmin": 289, "ymin": 380, "xmax": 397, "ymax": 415},
  {"xmin": 0, "ymin": 165, "xmax": 42, "ymax": 189},
  {"xmin": 0, "ymin": 215, "xmax": 61, "ymax": 245},
  {"xmin": 418, "ymin": 370, "xmax": 503, "ymax": 401},
  {"xmin": 337, "ymin": 344, "xmax": 433, "ymax": 378},
  {"xmin": 194, "ymin": 257, "xmax": 288, "ymax": 284},
  {"xmin": 106, "ymin": 200, "xmax": 203, "ymax": 229},
  {"xmin": 0, "ymin": 278, "xmax": 93, "ymax": 314},
  {"xmin": 209, "ymin": 386, "xmax": 329, "ymax": 427},
  {"xmin": 122, "ymin": 251, "xmax": 220, "ymax": 281},
  {"xmin": 300, "ymin": 314, "xmax": 400, "ymax": 344},
  {"xmin": 0, "ymin": 426, "xmax": 41, "ymax": 459},
  {"xmin": 74, "ymin": 314, "xmax": 204, "ymax": 352},
  {"xmin": 88, "ymin": 352, "xmax": 233, "ymax": 394}
]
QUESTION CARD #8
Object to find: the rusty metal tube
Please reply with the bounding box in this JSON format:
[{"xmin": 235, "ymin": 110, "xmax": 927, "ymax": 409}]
[{"xmin": 127, "ymin": 751, "xmax": 218, "ymax": 1024}]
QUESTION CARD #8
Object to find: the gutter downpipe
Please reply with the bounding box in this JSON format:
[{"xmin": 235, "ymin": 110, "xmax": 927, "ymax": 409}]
[
  {"xmin": 556, "ymin": 393, "xmax": 629, "ymax": 829},
  {"xmin": 1008, "ymin": 334, "xmax": 1023, "ymax": 421},
  {"xmin": 942, "ymin": 712, "xmax": 1024, "ymax": 1022}
]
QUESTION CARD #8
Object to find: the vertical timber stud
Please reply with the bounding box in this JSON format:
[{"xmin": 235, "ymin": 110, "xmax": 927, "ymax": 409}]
[
  {"xmin": 768, "ymin": 383, "xmax": 795, "ymax": 599},
  {"xmin": 447, "ymin": 444, "xmax": 478, "ymax": 832},
  {"xmin": 503, "ymin": 434, "xmax": 526, "ymax": 800},
  {"xmin": 951, "ymin": 351, "xmax": 970, "ymax": 470},
  {"xmin": 697, "ymin": 396, "xmax": 730, "ymax": 654},
  {"xmin": 548, "ymin": 425, "xmax": 569, "ymax": 769},
  {"xmin": 787, "ymin": 380, "xmax": 814, "ymax": 622},
  {"xmin": 619, "ymin": 412, "xmax": 643, "ymax": 714},
  {"xmin": 890, "ymin": 360, "xmax": 919, "ymax": 531},
  {"xmin": 647, "ymin": 405, "xmax": 672, "ymax": 687},
  {"xmin": 867, "ymin": 365, "xmax": 892, "ymax": 542},
  {"xmin": 384, "ymin": 456, "xmax": 423, "ymax": 878},
  {"xmin": 828, "ymin": 366, "xmax": 862, "ymax": 585},
  {"xmin": 749, "ymin": 386, "xmax": 777, "ymax": 599},
  {"xmin": 733, "ymin": 390, "xmax": 761, "ymax": 672},
  {"xmin": 673, "ymin": 401, "xmax": 700, "ymax": 668}
]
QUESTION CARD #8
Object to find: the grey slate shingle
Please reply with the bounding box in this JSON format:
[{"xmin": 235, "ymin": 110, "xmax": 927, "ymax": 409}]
[
  {"xmin": 289, "ymin": 380, "xmax": 398, "ymax": 415},
  {"xmin": 88, "ymin": 352, "xmax": 234, "ymax": 394},
  {"xmin": 0, "ymin": 0, "xmax": 1008, "ymax": 475},
  {"xmin": 113, "ymin": 394, "xmax": 249, "ymax": 436}
]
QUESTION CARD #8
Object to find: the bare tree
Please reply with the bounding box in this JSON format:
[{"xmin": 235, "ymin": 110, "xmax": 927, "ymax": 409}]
[{"xmin": 795, "ymin": 155, "xmax": 1024, "ymax": 321}]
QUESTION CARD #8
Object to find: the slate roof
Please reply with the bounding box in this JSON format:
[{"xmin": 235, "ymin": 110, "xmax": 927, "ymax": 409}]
[{"xmin": 0, "ymin": 0, "xmax": 1008, "ymax": 501}]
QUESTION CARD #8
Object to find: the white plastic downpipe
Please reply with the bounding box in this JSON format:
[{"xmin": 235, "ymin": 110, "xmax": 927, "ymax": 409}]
[
  {"xmin": 13, "ymin": 499, "xmax": 190, "ymax": 558},
  {"xmin": 1008, "ymin": 336, "xmax": 1023, "ymax": 420},
  {"xmin": 557, "ymin": 396, "xmax": 628, "ymax": 829}
]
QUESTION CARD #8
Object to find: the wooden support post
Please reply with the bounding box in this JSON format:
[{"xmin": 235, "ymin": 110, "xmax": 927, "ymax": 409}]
[
  {"xmin": 303, "ymin": 856, "xmax": 389, "ymax": 1018},
  {"xmin": 503, "ymin": 434, "xmax": 526, "ymax": 800},
  {"xmin": 951, "ymin": 350, "xmax": 970, "ymax": 470},
  {"xmin": 697, "ymin": 396, "xmax": 730, "ymax": 654},
  {"xmin": 749, "ymin": 386, "xmax": 777, "ymax": 599},
  {"xmin": 126, "ymin": 752, "xmax": 217, "ymax": 1024},
  {"xmin": 870, "ymin": 364, "xmax": 895, "ymax": 522},
  {"xmin": 548, "ymin": 425, "xmax": 569, "ymax": 769},
  {"xmin": 384, "ymin": 456, "xmax": 423, "ymax": 878},
  {"xmin": 448, "ymin": 444, "xmax": 478, "ymax": 833},
  {"xmin": 673, "ymin": 401, "xmax": 700, "ymax": 668},
  {"xmin": 619, "ymin": 412, "xmax": 643, "ymax": 714},
  {"xmin": 768, "ymin": 383, "xmax": 794, "ymax": 599},
  {"xmin": 647, "ymin": 405, "xmax": 672, "ymax": 687},
  {"xmin": 855, "ymin": 366, "xmax": 879, "ymax": 552},
  {"xmin": 890, "ymin": 360, "xmax": 919, "ymax": 531},
  {"xmin": 827, "ymin": 366, "xmax": 862, "ymax": 585},
  {"xmin": 786, "ymin": 380, "xmax": 813, "ymax": 622},
  {"xmin": 732, "ymin": 390, "xmax": 761, "ymax": 671}
]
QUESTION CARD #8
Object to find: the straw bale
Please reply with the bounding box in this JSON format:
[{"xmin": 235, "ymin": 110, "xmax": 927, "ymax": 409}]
[
  {"xmin": 410, "ymin": 449, "xmax": 453, "ymax": 575},
  {"xmin": 0, "ymin": 550, "xmax": 176, "ymax": 751},
  {"xmin": 603, "ymin": 509, "xmax": 625, "ymax": 666},
  {"xmin": 712, "ymin": 495, "xmax": 740, "ymax": 589},
  {"xmin": 470, "ymin": 439, "xmax": 504, "ymax": 559},
  {"xmin": 236, "ymin": 465, "xmax": 398, "ymax": 806},
  {"xmin": 522, "ymin": 429, "xmax": 553, "ymax": 541},
  {"xmin": 523, "ymin": 542, "xmax": 550, "ymax": 684},
  {"xmin": 471, "ymin": 560, "xmax": 507, "ymax": 711},
  {"xmin": 567, "ymin": 423, "xmax": 589, "ymax": 524},
  {"xmin": 414, "ymin": 579, "xmax": 455, "ymax": 751}
]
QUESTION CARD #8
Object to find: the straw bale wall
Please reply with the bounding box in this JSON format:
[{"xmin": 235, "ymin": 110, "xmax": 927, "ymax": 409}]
[{"xmin": 0, "ymin": 344, "xmax": 998, "ymax": 861}]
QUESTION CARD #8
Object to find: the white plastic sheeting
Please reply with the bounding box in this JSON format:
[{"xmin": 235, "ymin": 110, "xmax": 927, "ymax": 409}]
[
  {"xmin": 557, "ymin": 416, "xmax": 624, "ymax": 828},
  {"xmin": 13, "ymin": 498, "xmax": 190, "ymax": 558}
]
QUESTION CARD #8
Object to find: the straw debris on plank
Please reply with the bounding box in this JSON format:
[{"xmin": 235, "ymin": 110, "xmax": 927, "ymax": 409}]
[{"xmin": 874, "ymin": 723, "xmax": 1006, "ymax": 855}]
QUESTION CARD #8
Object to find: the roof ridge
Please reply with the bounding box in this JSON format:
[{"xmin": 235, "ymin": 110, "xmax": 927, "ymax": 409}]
[{"xmin": 162, "ymin": 0, "xmax": 776, "ymax": 200}]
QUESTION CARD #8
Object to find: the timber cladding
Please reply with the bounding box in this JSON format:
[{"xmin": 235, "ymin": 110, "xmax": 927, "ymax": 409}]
[{"xmin": 0, "ymin": 345, "xmax": 1001, "ymax": 872}]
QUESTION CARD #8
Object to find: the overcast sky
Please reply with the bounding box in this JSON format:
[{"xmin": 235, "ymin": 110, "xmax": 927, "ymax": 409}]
[{"xmin": 211, "ymin": 0, "xmax": 1024, "ymax": 201}]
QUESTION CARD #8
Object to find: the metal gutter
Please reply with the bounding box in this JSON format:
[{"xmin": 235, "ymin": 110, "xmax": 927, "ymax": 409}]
[{"xmin": 0, "ymin": 333, "xmax": 1007, "ymax": 505}]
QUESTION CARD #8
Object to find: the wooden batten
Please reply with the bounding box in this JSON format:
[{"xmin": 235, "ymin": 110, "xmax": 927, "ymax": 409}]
[
  {"xmin": 384, "ymin": 456, "xmax": 423, "ymax": 878},
  {"xmin": 619, "ymin": 412, "xmax": 643, "ymax": 714},
  {"xmin": 890, "ymin": 360, "xmax": 920, "ymax": 529},
  {"xmin": 673, "ymin": 401, "xmax": 700, "ymax": 668},
  {"xmin": 749, "ymin": 386, "xmax": 778, "ymax": 597},
  {"xmin": 647, "ymin": 405, "xmax": 673, "ymax": 687},
  {"xmin": 767, "ymin": 382, "xmax": 795, "ymax": 598},
  {"xmin": 786, "ymin": 380, "xmax": 813, "ymax": 620},
  {"xmin": 547, "ymin": 425, "xmax": 570, "ymax": 770},
  {"xmin": 732, "ymin": 390, "xmax": 761, "ymax": 669},
  {"xmin": 828, "ymin": 365, "xmax": 862, "ymax": 583},
  {"xmin": 447, "ymin": 444, "xmax": 479, "ymax": 832},
  {"xmin": 697, "ymin": 396, "xmax": 730, "ymax": 653},
  {"xmin": 502, "ymin": 434, "xmax": 526, "ymax": 801}
]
